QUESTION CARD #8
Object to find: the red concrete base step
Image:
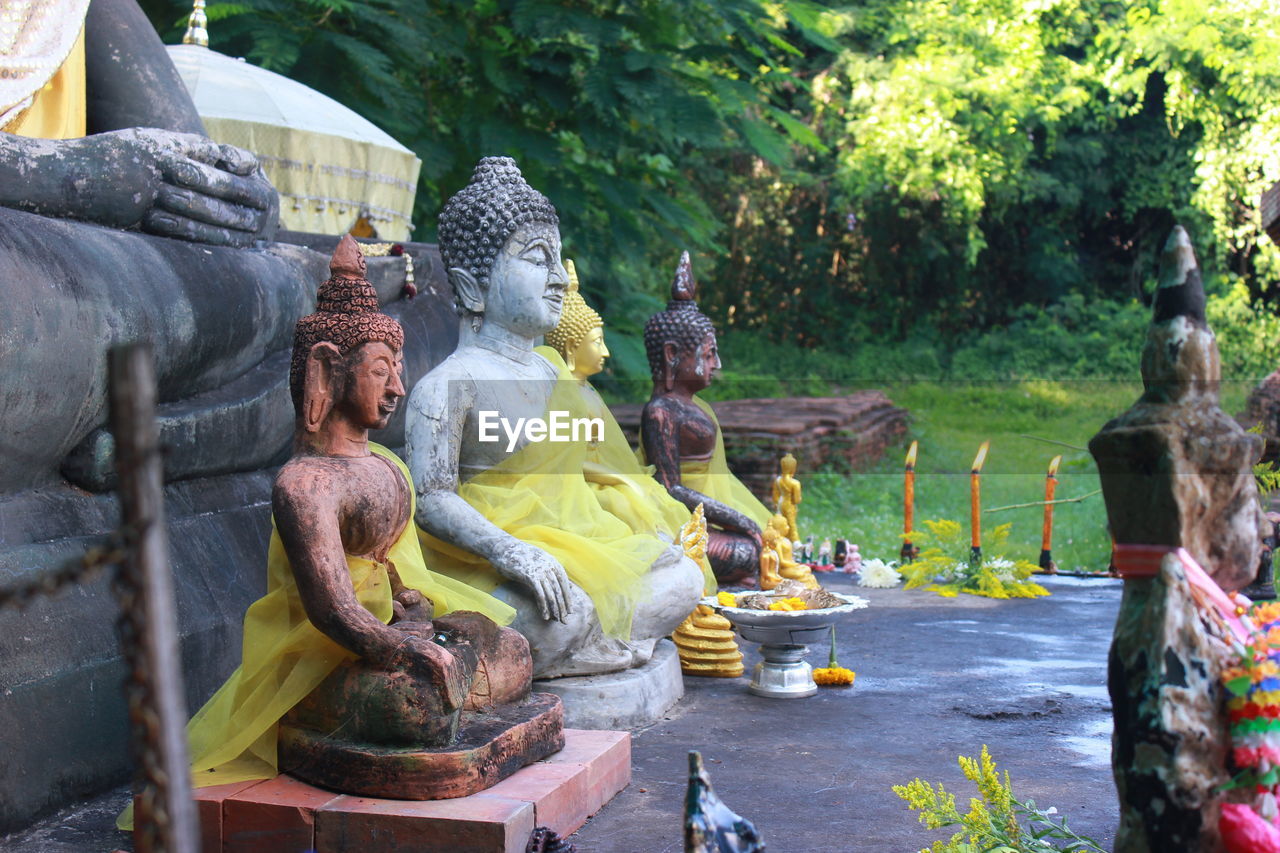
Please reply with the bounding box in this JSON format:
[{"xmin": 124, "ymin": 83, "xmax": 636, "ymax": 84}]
[{"xmin": 137, "ymin": 728, "xmax": 630, "ymax": 853}]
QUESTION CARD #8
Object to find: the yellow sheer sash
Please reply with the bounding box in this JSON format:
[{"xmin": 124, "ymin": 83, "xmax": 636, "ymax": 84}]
[
  {"xmin": 418, "ymin": 350, "xmax": 664, "ymax": 640},
  {"xmin": 564, "ymin": 357, "xmax": 715, "ymax": 593},
  {"xmin": 120, "ymin": 444, "xmax": 513, "ymax": 830}
]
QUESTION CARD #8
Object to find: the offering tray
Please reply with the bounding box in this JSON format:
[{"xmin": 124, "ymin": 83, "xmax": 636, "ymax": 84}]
[{"xmin": 705, "ymin": 591, "xmax": 868, "ymax": 698}]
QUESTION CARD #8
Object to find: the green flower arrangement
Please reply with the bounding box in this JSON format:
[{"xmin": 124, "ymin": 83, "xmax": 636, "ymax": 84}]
[{"xmin": 900, "ymin": 519, "xmax": 1049, "ymax": 600}]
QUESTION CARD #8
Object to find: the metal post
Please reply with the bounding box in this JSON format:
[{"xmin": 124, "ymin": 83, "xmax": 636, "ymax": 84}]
[{"xmin": 109, "ymin": 343, "xmax": 197, "ymax": 853}]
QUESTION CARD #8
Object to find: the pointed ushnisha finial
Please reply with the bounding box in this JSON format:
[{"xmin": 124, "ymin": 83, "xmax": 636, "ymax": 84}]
[
  {"xmin": 565, "ymin": 258, "xmax": 580, "ymax": 293},
  {"xmin": 1152, "ymin": 225, "xmax": 1206, "ymax": 325},
  {"xmin": 330, "ymin": 234, "xmax": 367, "ymax": 280},
  {"xmin": 182, "ymin": 0, "xmax": 209, "ymax": 47},
  {"xmin": 671, "ymin": 251, "xmax": 697, "ymax": 304}
]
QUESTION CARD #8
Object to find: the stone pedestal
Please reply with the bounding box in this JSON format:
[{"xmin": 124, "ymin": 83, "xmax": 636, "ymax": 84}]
[
  {"xmin": 278, "ymin": 693, "xmax": 565, "ymax": 800},
  {"xmin": 140, "ymin": 729, "xmax": 630, "ymax": 853},
  {"xmin": 534, "ymin": 639, "xmax": 684, "ymax": 730}
]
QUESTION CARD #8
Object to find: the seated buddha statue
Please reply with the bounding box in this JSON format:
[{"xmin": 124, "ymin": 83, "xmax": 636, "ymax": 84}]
[
  {"xmin": 542, "ymin": 259, "xmax": 716, "ymax": 592},
  {"xmin": 405, "ymin": 157, "xmax": 704, "ymax": 680},
  {"xmin": 170, "ymin": 237, "xmax": 541, "ymax": 796},
  {"xmin": 771, "ymin": 514, "xmax": 818, "ymax": 588},
  {"xmin": 640, "ymin": 252, "xmax": 774, "ymax": 584}
]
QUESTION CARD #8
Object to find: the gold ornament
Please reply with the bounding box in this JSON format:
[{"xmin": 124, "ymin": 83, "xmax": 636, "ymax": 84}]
[
  {"xmin": 674, "ymin": 504, "xmax": 743, "ymax": 677},
  {"xmin": 545, "ymin": 259, "xmax": 603, "ymax": 361},
  {"xmin": 772, "ymin": 515, "xmax": 818, "ymax": 589}
]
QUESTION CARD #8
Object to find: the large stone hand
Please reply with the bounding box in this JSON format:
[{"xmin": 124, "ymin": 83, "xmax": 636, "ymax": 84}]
[
  {"xmin": 492, "ymin": 540, "xmax": 574, "ymax": 623},
  {"xmin": 0, "ymin": 127, "xmax": 279, "ymax": 247}
]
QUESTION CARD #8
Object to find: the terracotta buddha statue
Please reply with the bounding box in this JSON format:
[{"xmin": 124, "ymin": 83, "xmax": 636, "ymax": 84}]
[
  {"xmin": 640, "ymin": 252, "xmax": 774, "ymax": 584},
  {"xmin": 166, "ymin": 236, "xmax": 556, "ymax": 800},
  {"xmin": 405, "ymin": 157, "xmax": 704, "ymax": 680}
]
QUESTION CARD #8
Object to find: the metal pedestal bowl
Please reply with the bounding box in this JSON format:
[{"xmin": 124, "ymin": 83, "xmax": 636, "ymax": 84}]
[{"xmin": 706, "ymin": 593, "xmax": 868, "ymax": 698}]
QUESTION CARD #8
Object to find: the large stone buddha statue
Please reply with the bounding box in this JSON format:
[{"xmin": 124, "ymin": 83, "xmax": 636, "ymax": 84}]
[
  {"xmin": 640, "ymin": 253, "xmax": 773, "ymax": 584},
  {"xmin": 405, "ymin": 157, "xmax": 704, "ymax": 682}
]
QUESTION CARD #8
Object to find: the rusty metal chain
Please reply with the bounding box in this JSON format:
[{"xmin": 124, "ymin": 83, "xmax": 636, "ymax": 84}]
[
  {"xmin": 0, "ymin": 530, "xmax": 130, "ymax": 611},
  {"xmin": 0, "ymin": 513, "xmax": 178, "ymax": 851}
]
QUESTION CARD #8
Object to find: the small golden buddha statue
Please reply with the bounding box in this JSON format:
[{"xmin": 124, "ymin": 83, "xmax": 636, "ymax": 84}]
[
  {"xmin": 771, "ymin": 452, "xmax": 802, "ymax": 542},
  {"xmin": 771, "ymin": 514, "xmax": 818, "ymax": 588},
  {"xmin": 545, "ymin": 260, "xmax": 610, "ymax": 383},
  {"xmin": 759, "ymin": 525, "xmax": 784, "ymax": 591},
  {"xmin": 673, "ymin": 506, "xmax": 744, "ymax": 678}
]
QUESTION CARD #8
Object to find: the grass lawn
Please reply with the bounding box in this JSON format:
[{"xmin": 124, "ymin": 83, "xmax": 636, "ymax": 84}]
[{"xmin": 801, "ymin": 379, "xmax": 1255, "ymax": 573}]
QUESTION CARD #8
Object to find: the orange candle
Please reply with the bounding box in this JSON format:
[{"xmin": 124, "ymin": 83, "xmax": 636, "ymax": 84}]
[
  {"xmin": 1041, "ymin": 455, "xmax": 1062, "ymax": 551},
  {"xmin": 904, "ymin": 441, "xmax": 918, "ymax": 538},
  {"xmin": 970, "ymin": 442, "xmax": 990, "ymax": 553}
]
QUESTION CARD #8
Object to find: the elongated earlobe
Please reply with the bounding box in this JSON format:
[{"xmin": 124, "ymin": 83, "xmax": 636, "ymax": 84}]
[{"xmin": 302, "ymin": 342, "xmax": 343, "ymax": 432}]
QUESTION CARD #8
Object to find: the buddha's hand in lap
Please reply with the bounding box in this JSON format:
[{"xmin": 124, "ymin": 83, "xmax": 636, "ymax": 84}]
[
  {"xmin": 384, "ymin": 633, "xmax": 470, "ymax": 712},
  {"xmin": 493, "ymin": 540, "xmax": 574, "ymax": 623},
  {"xmin": 66, "ymin": 128, "xmax": 278, "ymax": 247}
]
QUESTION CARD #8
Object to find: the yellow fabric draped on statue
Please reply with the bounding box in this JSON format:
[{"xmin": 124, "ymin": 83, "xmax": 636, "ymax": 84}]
[
  {"xmin": 119, "ymin": 444, "xmax": 513, "ymax": 828},
  {"xmin": 557, "ymin": 349, "xmax": 715, "ymax": 594},
  {"xmin": 639, "ymin": 395, "xmax": 773, "ymax": 530},
  {"xmin": 418, "ymin": 349, "xmax": 665, "ymax": 641}
]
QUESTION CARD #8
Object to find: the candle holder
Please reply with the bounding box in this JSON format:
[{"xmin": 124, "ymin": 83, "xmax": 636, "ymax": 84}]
[{"xmin": 707, "ymin": 593, "xmax": 868, "ymax": 698}]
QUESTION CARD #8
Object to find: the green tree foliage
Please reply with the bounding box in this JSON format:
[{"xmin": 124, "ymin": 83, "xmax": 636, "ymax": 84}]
[
  {"xmin": 713, "ymin": 0, "xmax": 1280, "ymax": 357},
  {"xmin": 142, "ymin": 0, "xmax": 827, "ymax": 377},
  {"xmin": 143, "ymin": 0, "xmax": 1280, "ymax": 381}
]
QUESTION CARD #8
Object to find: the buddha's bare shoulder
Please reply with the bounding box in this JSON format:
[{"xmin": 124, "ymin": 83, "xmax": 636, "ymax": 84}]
[{"xmin": 273, "ymin": 454, "xmax": 387, "ymax": 507}]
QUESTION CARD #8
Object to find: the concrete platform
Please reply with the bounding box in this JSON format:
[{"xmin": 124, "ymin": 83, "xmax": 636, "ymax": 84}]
[
  {"xmin": 534, "ymin": 638, "xmax": 684, "ymax": 730},
  {"xmin": 138, "ymin": 728, "xmax": 629, "ymax": 853}
]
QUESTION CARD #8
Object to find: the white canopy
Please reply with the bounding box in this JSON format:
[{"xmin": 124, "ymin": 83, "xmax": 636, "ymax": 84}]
[{"xmin": 168, "ymin": 43, "xmax": 421, "ymax": 240}]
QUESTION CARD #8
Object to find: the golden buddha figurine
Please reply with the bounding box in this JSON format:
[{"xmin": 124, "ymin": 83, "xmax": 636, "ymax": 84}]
[
  {"xmin": 772, "ymin": 514, "xmax": 818, "ymax": 588},
  {"xmin": 542, "ymin": 260, "xmax": 709, "ymax": 592},
  {"xmin": 772, "ymin": 453, "xmax": 802, "ymax": 542},
  {"xmin": 759, "ymin": 525, "xmax": 784, "ymax": 591},
  {"xmin": 545, "ymin": 260, "xmax": 610, "ymax": 383},
  {"xmin": 672, "ymin": 506, "xmax": 744, "ymax": 678}
]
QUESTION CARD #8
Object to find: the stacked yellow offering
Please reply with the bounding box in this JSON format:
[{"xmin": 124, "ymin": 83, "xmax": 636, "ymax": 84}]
[{"xmin": 673, "ymin": 507, "xmax": 745, "ymax": 678}]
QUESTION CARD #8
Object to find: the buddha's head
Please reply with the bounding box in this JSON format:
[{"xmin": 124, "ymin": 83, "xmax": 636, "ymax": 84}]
[
  {"xmin": 546, "ymin": 260, "xmax": 609, "ymax": 380},
  {"xmin": 770, "ymin": 514, "xmax": 789, "ymax": 537},
  {"xmin": 780, "ymin": 453, "xmax": 797, "ymax": 478},
  {"xmin": 643, "ymin": 251, "xmax": 719, "ymax": 394},
  {"xmin": 438, "ymin": 157, "xmax": 568, "ymax": 337},
  {"xmin": 762, "ymin": 525, "xmax": 779, "ymax": 548},
  {"xmin": 290, "ymin": 234, "xmax": 406, "ymax": 437}
]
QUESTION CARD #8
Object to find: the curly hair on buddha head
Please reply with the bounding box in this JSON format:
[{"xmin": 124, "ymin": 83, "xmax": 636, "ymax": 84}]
[
  {"xmin": 290, "ymin": 234, "xmax": 403, "ymax": 412},
  {"xmin": 545, "ymin": 259, "xmax": 603, "ymax": 359},
  {"xmin": 437, "ymin": 156, "xmax": 560, "ymax": 324},
  {"xmin": 643, "ymin": 250, "xmax": 716, "ymax": 382}
]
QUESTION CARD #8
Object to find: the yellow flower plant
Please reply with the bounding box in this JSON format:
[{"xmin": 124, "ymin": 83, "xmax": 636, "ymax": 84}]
[{"xmin": 900, "ymin": 519, "xmax": 1048, "ymax": 600}]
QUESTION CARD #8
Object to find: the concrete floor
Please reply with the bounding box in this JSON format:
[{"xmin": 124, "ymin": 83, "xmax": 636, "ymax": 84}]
[{"xmin": 2, "ymin": 573, "xmax": 1120, "ymax": 852}]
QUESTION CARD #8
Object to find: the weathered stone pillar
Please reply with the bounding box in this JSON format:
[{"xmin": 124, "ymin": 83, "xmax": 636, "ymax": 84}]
[{"xmin": 1090, "ymin": 225, "xmax": 1265, "ymax": 852}]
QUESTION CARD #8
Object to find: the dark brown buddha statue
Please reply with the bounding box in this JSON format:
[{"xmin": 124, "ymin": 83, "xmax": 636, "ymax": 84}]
[{"xmin": 641, "ymin": 253, "xmax": 770, "ymax": 584}]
